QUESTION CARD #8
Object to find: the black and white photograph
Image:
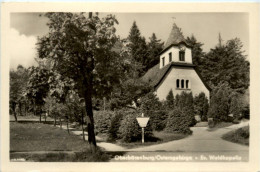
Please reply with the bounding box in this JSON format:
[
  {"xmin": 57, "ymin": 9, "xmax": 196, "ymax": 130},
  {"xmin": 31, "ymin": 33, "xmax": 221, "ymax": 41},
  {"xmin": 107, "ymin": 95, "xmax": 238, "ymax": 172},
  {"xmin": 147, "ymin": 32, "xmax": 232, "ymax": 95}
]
[{"xmin": 1, "ymin": 2, "xmax": 260, "ymax": 172}]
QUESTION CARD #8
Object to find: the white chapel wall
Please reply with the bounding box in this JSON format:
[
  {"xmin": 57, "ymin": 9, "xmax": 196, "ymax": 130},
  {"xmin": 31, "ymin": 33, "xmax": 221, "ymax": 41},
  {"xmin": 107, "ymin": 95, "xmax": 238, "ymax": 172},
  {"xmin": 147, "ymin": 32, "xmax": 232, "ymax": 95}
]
[{"xmin": 155, "ymin": 66, "xmax": 210, "ymax": 101}]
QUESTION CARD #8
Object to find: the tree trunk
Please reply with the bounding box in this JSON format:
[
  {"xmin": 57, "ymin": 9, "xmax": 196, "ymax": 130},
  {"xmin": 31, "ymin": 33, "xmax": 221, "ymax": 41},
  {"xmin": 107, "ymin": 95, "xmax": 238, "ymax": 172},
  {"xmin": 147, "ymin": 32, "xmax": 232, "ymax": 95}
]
[
  {"xmin": 54, "ymin": 113, "xmax": 57, "ymax": 126},
  {"xmin": 83, "ymin": 85, "xmax": 97, "ymax": 149},
  {"xmin": 45, "ymin": 113, "xmax": 47, "ymax": 123},
  {"xmin": 82, "ymin": 110, "xmax": 85, "ymax": 141},
  {"xmin": 66, "ymin": 116, "xmax": 70, "ymax": 134},
  {"xmin": 12, "ymin": 103, "xmax": 17, "ymax": 122},
  {"xmin": 60, "ymin": 117, "xmax": 62, "ymax": 129},
  {"xmin": 25, "ymin": 102, "xmax": 27, "ymax": 116},
  {"xmin": 40, "ymin": 113, "xmax": 42, "ymax": 123},
  {"xmin": 103, "ymin": 97, "xmax": 106, "ymax": 111},
  {"xmin": 14, "ymin": 111, "xmax": 18, "ymax": 122},
  {"xmin": 33, "ymin": 100, "xmax": 36, "ymax": 116},
  {"xmin": 18, "ymin": 102, "xmax": 22, "ymax": 116}
]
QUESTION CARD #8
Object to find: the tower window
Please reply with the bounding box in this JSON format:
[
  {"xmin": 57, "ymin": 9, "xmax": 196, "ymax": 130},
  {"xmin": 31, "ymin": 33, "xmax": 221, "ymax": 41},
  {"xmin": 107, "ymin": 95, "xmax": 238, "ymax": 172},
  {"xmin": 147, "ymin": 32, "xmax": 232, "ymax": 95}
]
[
  {"xmin": 169, "ymin": 52, "xmax": 172, "ymax": 62},
  {"xmin": 162, "ymin": 57, "xmax": 165, "ymax": 66},
  {"xmin": 176, "ymin": 79, "xmax": 179, "ymax": 88},
  {"xmin": 179, "ymin": 51, "xmax": 185, "ymax": 61},
  {"xmin": 186, "ymin": 80, "xmax": 189, "ymax": 88},
  {"xmin": 181, "ymin": 79, "xmax": 184, "ymax": 88}
]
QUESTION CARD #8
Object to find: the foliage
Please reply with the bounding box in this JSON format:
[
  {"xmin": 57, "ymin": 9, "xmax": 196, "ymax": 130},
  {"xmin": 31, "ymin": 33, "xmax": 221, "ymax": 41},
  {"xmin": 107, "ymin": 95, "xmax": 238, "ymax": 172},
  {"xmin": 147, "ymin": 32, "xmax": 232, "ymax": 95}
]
[
  {"xmin": 175, "ymin": 91, "xmax": 194, "ymax": 110},
  {"xmin": 118, "ymin": 110, "xmax": 153, "ymax": 143},
  {"xmin": 222, "ymin": 125, "xmax": 249, "ymax": 146},
  {"xmin": 194, "ymin": 92, "xmax": 209, "ymax": 121},
  {"xmin": 186, "ymin": 35, "xmax": 206, "ymax": 68},
  {"xmin": 9, "ymin": 65, "xmax": 30, "ymax": 120},
  {"xmin": 140, "ymin": 92, "xmax": 162, "ymax": 111},
  {"xmin": 200, "ymin": 38, "xmax": 249, "ymax": 93},
  {"xmin": 107, "ymin": 110, "xmax": 124, "ymax": 141},
  {"xmin": 229, "ymin": 92, "xmax": 243, "ymax": 119},
  {"xmin": 26, "ymin": 66, "xmax": 50, "ymax": 119},
  {"xmin": 148, "ymin": 110, "xmax": 168, "ymax": 131},
  {"xmin": 174, "ymin": 91, "xmax": 196, "ymax": 126},
  {"xmin": 109, "ymin": 79, "xmax": 152, "ymax": 110},
  {"xmin": 127, "ymin": 21, "xmax": 148, "ymax": 77},
  {"xmin": 208, "ymin": 118, "xmax": 215, "ymax": 128},
  {"xmin": 94, "ymin": 111, "xmax": 114, "ymax": 134},
  {"xmin": 138, "ymin": 92, "xmax": 169, "ymax": 131},
  {"xmin": 145, "ymin": 33, "xmax": 164, "ymax": 71},
  {"xmin": 164, "ymin": 89, "xmax": 174, "ymax": 110},
  {"xmin": 37, "ymin": 12, "xmax": 120, "ymax": 146},
  {"xmin": 165, "ymin": 108, "xmax": 193, "ymax": 134},
  {"xmin": 208, "ymin": 83, "xmax": 232, "ymax": 122}
]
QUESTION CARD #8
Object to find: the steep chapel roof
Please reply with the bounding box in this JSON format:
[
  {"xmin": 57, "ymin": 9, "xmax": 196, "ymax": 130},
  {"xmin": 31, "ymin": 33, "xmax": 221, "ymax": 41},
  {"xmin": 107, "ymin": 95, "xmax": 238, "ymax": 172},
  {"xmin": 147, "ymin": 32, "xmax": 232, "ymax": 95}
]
[{"xmin": 164, "ymin": 23, "xmax": 190, "ymax": 49}]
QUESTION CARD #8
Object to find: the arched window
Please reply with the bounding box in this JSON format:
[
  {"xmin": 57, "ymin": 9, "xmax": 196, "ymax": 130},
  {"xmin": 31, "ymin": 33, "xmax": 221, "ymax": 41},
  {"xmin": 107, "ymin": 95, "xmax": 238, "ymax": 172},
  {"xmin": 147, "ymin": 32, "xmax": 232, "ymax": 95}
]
[
  {"xmin": 176, "ymin": 79, "xmax": 179, "ymax": 88},
  {"xmin": 181, "ymin": 79, "xmax": 184, "ymax": 88},
  {"xmin": 186, "ymin": 80, "xmax": 189, "ymax": 89}
]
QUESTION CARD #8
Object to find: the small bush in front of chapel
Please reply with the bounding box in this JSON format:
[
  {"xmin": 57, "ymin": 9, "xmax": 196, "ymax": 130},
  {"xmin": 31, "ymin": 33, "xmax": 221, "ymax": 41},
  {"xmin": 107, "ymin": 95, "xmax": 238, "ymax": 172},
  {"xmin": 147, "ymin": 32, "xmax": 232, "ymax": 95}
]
[{"xmin": 165, "ymin": 108, "xmax": 192, "ymax": 135}]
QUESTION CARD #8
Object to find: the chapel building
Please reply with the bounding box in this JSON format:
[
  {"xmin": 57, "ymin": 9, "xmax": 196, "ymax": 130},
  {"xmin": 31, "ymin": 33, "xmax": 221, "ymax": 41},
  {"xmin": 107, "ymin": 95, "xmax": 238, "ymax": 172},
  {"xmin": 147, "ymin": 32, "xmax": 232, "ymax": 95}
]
[{"xmin": 142, "ymin": 23, "xmax": 211, "ymax": 100}]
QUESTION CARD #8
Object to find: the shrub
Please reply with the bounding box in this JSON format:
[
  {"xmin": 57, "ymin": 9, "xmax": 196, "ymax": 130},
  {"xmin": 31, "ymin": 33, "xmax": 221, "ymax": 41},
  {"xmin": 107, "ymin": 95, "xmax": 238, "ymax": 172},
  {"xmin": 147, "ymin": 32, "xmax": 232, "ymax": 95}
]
[
  {"xmin": 242, "ymin": 105, "xmax": 249, "ymax": 119},
  {"xmin": 208, "ymin": 83, "xmax": 232, "ymax": 122},
  {"xmin": 222, "ymin": 126, "xmax": 249, "ymax": 146},
  {"xmin": 94, "ymin": 111, "xmax": 114, "ymax": 134},
  {"xmin": 208, "ymin": 118, "xmax": 215, "ymax": 128},
  {"xmin": 174, "ymin": 91, "xmax": 196, "ymax": 127},
  {"xmin": 165, "ymin": 108, "xmax": 192, "ymax": 134},
  {"xmin": 194, "ymin": 92, "xmax": 209, "ymax": 121},
  {"xmin": 229, "ymin": 92, "xmax": 243, "ymax": 119},
  {"xmin": 175, "ymin": 91, "xmax": 194, "ymax": 111},
  {"xmin": 140, "ymin": 92, "xmax": 162, "ymax": 111},
  {"xmin": 147, "ymin": 110, "xmax": 168, "ymax": 131},
  {"xmin": 118, "ymin": 110, "xmax": 153, "ymax": 143},
  {"xmin": 164, "ymin": 89, "xmax": 174, "ymax": 110},
  {"xmin": 107, "ymin": 110, "xmax": 124, "ymax": 141}
]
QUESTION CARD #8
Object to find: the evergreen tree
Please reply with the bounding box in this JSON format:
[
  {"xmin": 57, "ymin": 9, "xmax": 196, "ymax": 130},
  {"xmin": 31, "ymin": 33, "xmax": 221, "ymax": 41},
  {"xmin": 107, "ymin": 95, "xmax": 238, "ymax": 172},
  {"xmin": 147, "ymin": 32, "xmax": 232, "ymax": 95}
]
[
  {"xmin": 127, "ymin": 21, "xmax": 148, "ymax": 76},
  {"xmin": 174, "ymin": 91, "xmax": 196, "ymax": 126},
  {"xmin": 165, "ymin": 89, "xmax": 174, "ymax": 110},
  {"xmin": 208, "ymin": 83, "xmax": 232, "ymax": 122},
  {"xmin": 146, "ymin": 33, "xmax": 164, "ymax": 70},
  {"xmin": 186, "ymin": 35, "xmax": 206, "ymax": 68},
  {"xmin": 229, "ymin": 92, "xmax": 243, "ymax": 119},
  {"xmin": 202, "ymin": 37, "xmax": 249, "ymax": 93},
  {"xmin": 194, "ymin": 92, "xmax": 209, "ymax": 121}
]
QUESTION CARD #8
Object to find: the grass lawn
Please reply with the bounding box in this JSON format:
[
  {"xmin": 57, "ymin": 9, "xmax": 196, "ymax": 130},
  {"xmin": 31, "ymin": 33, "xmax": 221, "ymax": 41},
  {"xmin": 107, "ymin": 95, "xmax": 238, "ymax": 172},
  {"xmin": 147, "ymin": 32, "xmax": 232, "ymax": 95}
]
[
  {"xmin": 10, "ymin": 122, "xmax": 109, "ymax": 161},
  {"xmin": 9, "ymin": 114, "xmax": 54, "ymax": 122},
  {"xmin": 118, "ymin": 131, "xmax": 189, "ymax": 149},
  {"xmin": 222, "ymin": 125, "xmax": 249, "ymax": 146}
]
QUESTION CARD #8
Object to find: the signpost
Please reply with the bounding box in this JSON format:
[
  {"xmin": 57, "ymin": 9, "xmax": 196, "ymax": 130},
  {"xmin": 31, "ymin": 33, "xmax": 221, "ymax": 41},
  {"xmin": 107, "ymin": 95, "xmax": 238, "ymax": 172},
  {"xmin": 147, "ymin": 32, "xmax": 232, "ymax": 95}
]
[{"xmin": 136, "ymin": 113, "xmax": 150, "ymax": 144}]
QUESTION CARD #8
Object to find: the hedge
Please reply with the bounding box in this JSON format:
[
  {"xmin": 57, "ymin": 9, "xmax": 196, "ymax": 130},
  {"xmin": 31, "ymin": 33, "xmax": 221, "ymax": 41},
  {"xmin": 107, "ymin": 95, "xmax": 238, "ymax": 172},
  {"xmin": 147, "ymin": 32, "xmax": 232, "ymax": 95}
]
[{"xmin": 165, "ymin": 108, "xmax": 193, "ymax": 134}]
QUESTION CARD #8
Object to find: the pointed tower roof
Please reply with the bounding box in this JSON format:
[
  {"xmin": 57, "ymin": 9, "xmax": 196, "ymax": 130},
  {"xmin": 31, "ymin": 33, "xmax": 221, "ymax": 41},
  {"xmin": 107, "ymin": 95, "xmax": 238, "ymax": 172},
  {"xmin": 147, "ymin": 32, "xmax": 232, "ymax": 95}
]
[{"xmin": 164, "ymin": 23, "xmax": 188, "ymax": 48}]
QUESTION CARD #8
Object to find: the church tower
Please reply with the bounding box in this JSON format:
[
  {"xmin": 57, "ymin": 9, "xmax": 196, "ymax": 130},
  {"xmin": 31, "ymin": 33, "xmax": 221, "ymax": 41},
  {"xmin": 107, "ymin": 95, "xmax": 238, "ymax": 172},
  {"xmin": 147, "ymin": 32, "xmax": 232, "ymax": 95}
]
[
  {"xmin": 159, "ymin": 23, "xmax": 193, "ymax": 69},
  {"xmin": 142, "ymin": 23, "xmax": 210, "ymax": 101}
]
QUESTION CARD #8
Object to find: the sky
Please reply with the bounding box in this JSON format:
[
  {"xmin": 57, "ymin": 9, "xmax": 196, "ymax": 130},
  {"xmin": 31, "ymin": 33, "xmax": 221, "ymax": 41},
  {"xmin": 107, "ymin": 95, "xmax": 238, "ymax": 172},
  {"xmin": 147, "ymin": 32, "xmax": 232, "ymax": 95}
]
[{"xmin": 10, "ymin": 12, "xmax": 249, "ymax": 69}]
